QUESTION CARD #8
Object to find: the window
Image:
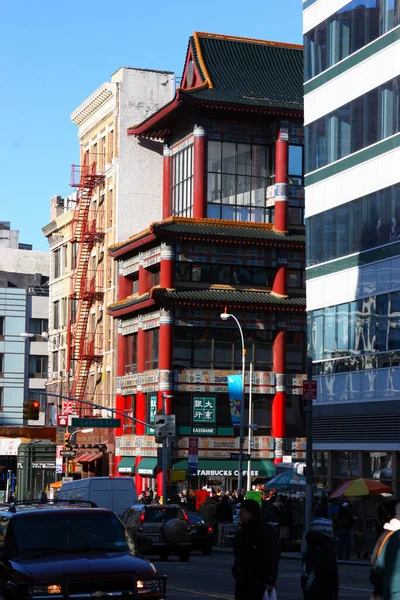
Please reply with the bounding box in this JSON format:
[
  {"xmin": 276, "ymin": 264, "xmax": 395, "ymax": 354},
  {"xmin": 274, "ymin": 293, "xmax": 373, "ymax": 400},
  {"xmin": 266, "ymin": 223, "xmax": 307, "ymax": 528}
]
[
  {"xmin": 29, "ymin": 318, "xmax": 48, "ymax": 335},
  {"xmin": 52, "ymin": 352, "xmax": 59, "ymax": 373},
  {"xmin": 288, "ymin": 145, "xmax": 304, "ymax": 185},
  {"xmin": 108, "ymin": 188, "xmax": 113, "ymax": 227},
  {"xmin": 71, "ymin": 242, "xmax": 77, "ymax": 270},
  {"xmin": 206, "ymin": 141, "xmax": 274, "ymax": 223},
  {"xmin": 63, "ymin": 245, "xmax": 68, "ymax": 271},
  {"xmin": 62, "ymin": 298, "xmax": 68, "ymax": 328},
  {"xmin": 150, "ymin": 270, "xmax": 160, "ymax": 288},
  {"xmin": 53, "ymin": 249, "xmax": 61, "ymax": 278},
  {"xmin": 0, "ymin": 354, "xmax": 4, "ymax": 374},
  {"xmin": 99, "ymin": 136, "xmax": 106, "ymax": 171},
  {"xmin": 304, "ymin": 0, "xmax": 399, "ymax": 82},
  {"xmin": 125, "ymin": 332, "xmax": 138, "ymax": 374},
  {"xmin": 145, "ymin": 329, "xmax": 159, "ymax": 370},
  {"xmin": 53, "ymin": 301, "xmax": 59, "ymax": 330},
  {"xmin": 306, "ymin": 182, "xmax": 400, "ymax": 267},
  {"xmin": 306, "ymin": 75, "xmax": 400, "ymax": 173},
  {"xmin": 70, "ymin": 299, "xmax": 77, "ymax": 325},
  {"xmin": 108, "ymin": 129, "xmax": 114, "ymax": 163},
  {"xmin": 174, "ymin": 261, "xmax": 274, "ymax": 287},
  {"xmin": 171, "ymin": 143, "xmax": 194, "ymax": 217},
  {"xmin": 28, "ymin": 356, "xmax": 48, "ymax": 378},
  {"xmin": 0, "ymin": 316, "xmax": 4, "ymax": 337}
]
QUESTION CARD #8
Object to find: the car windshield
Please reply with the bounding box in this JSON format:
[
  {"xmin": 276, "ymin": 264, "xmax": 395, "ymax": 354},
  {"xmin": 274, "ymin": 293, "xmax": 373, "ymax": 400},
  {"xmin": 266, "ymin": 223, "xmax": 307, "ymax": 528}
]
[
  {"xmin": 13, "ymin": 513, "xmax": 131, "ymax": 555},
  {"xmin": 144, "ymin": 507, "xmax": 179, "ymax": 522}
]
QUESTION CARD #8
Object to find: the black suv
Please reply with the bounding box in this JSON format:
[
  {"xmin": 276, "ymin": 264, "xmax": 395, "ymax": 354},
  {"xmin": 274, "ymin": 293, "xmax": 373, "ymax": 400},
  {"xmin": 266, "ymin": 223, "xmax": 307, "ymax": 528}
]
[
  {"xmin": 0, "ymin": 501, "xmax": 167, "ymax": 599},
  {"xmin": 121, "ymin": 504, "xmax": 192, "ymax": 562}
]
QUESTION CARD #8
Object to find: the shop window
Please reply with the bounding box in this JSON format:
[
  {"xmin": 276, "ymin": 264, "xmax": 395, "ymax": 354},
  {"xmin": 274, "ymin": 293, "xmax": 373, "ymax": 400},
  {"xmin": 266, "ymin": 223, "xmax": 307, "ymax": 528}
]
[
  {"xmin": 363, "ymin": 451, "xmax": 392, "ymax": 480},
  {"xmin": 333, "ymin": 451, "xmax": 359, "ymax": 478}
]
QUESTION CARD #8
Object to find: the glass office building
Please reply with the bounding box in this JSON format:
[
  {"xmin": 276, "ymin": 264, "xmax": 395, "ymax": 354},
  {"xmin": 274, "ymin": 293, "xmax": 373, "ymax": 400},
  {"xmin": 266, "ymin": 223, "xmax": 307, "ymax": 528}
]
[{"xmin": 303, "ymin": 0, "xmax": 400, "ymax": 495}]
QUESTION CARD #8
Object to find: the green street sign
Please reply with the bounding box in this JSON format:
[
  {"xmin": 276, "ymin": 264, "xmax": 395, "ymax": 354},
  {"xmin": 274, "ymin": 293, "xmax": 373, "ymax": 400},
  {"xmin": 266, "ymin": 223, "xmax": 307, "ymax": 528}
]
[
  {"xmin": 71, "ymin": 418, "xmax": 121, "ymax": 428},
  {"xmin": 146, "ymin": 395, "xmax": 158, "ymax": 435},
  {"xmin": 192, "ymin": 396, "xmax": 216, "ymax": 424}
]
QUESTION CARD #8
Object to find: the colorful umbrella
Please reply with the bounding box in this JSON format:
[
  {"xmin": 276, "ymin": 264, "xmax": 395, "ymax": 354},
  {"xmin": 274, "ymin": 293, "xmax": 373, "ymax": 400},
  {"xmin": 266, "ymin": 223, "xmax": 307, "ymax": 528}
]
[
  {"xmin": 331, "ymin": 478, "xmax": 392, "ymax": 498},
  {"xmin": 265, "ymin": 470, "xmax": 306, "ymax": 491}
]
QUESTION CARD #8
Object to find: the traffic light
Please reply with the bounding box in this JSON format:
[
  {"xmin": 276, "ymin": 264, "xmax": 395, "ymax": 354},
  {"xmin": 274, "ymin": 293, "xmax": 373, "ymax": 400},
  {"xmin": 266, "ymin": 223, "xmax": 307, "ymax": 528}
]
[
  {"xmin": 23, "ymin": 401, "xmax": 30, "ymax": 420},
  {"xmin": 30, "ymin": 400, "xmax": 40, "ymax": 421},
  {"xmin": 64, "ymin": 432, "xmax": 71, "ymax": 452}
]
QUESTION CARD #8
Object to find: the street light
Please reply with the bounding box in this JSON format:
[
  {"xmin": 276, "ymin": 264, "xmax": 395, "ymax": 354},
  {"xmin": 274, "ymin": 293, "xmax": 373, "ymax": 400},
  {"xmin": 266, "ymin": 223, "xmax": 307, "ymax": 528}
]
[{"xmin": 220, "ymin": 311, "xmax": 246, "ymax": 495}]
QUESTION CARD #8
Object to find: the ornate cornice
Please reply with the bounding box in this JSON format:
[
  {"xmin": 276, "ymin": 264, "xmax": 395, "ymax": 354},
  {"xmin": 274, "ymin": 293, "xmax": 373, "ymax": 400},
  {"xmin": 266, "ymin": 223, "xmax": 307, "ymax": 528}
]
[{"xmin": 70, "ymin": 82, "xmax": 116, "ymax": 126}]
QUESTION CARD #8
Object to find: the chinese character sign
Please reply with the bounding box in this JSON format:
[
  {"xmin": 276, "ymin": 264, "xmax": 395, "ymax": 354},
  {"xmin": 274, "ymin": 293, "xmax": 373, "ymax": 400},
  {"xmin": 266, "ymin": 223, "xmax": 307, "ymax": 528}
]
[
  {"xmin": 227, "ymin": 374, "xmax": 242, "ymax": 427},
  {"xmin": 146, "ymin": 395, "xmax": 158, "ymax": 434},
  {"xmin": 192, "ymin": 397, "xmax": 216, "ymax": 424}
]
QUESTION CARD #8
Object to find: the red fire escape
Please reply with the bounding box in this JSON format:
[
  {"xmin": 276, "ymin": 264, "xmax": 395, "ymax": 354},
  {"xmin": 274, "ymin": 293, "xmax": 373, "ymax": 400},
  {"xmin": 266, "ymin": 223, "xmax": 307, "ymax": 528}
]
[{"xmin": 67, "ymin": 154, "xmax": 105, "ymax": 415}]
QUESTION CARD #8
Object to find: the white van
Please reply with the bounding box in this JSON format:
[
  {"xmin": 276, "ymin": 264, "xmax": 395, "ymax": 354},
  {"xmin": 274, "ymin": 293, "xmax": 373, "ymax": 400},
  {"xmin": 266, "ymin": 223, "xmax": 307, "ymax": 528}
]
[{"xmin": 58, "ymin": 477, "xmax": 137, "ymax": 516}]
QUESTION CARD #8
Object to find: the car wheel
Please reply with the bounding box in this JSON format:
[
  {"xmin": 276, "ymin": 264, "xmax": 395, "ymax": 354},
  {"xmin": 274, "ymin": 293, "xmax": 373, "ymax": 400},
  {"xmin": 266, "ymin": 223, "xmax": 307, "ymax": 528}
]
[
  {"xmin": 178, "ymin": 551, "xmax": 190, "ymax": 562},
  {"xmin": 159, "ymin": 551, "xmax": 169, "ymax": 561},
  {"xmin": 202, "ymin": 545, "xmax": 213, "ymax": 555}
]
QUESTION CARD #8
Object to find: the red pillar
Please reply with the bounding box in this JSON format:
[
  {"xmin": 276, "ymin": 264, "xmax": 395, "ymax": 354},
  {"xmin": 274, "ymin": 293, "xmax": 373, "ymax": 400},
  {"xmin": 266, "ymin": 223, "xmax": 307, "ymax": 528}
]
[
  {"xmin": 272, "ymin": 265, "xmax": 287, "ymax": 296},
  {"xmin": 274, "ymin": 124, "xmax": 289, "ymax": 233},
  {"xmin": 272, "ymin": 330, "xmax": 286, "ymax": 465},
  {"xmin": 114, "ymin": 275, "xmax": 133, "ymax": 475},
  {"xmin": 193, "ymin": 125, "xmax": 206, "ymax": 219},
  {"xmin": 139, "ymin": 265, "xmax": 151, "ymax": 296},
  {"xmin": 157, "ymin": 309, "xmax": 173, "ymax": 495},
  {"xmin": 160, "ymin": 242, "xmax": 174, "ymax": 288},
  {"xmin": 134, "ymin": 327, "xmax": 146, "ymax": 491},
  {"xmin": 162, "ymin": 146, "xmax": 171, "ymax": 220}
]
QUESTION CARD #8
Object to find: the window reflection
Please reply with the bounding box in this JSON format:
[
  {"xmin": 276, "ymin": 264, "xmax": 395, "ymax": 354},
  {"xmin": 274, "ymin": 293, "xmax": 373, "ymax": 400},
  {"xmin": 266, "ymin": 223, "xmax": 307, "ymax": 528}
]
[{"xmin": 174, "ymin": 261, "xmax": 277, "ymax": 287}]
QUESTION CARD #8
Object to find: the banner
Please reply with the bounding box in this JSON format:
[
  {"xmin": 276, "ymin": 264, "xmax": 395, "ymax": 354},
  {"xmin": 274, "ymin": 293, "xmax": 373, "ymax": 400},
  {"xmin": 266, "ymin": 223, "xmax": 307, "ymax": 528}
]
[
  {"xmin": 228, "ymin": 374, "xmax": 242, "ymax": 427},
  {"xmin": 245, "ymin": 490, "xmax": 262, "ymax": 507}
]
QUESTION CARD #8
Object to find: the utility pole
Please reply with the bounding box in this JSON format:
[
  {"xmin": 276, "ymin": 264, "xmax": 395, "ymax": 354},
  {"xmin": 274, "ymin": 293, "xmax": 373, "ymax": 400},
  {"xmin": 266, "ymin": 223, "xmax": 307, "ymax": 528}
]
[
  {"xmin": 305, "ymin": 356, "xmax": 314, "ymax": 534},
  {"xmin": 162, "ymin": 392, "xmax": 168, "ymax": 504}
]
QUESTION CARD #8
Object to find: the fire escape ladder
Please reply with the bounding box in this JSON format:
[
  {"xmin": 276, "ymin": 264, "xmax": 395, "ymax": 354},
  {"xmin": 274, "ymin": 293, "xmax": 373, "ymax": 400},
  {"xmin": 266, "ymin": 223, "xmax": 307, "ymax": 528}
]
[{"xmin": 67, "ymin": 156, "xmax": 105, "ymax": 415}]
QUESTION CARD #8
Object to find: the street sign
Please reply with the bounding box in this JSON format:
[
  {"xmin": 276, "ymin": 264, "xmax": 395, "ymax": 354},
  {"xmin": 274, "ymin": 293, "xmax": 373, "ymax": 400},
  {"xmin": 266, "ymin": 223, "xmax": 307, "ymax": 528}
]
[
  {"xmin": 231, "ymin": 452, "xmax": 251, "ymax": 461},
  {"xmin": 62, "ymin": 477, "xmax": 73, "ymax": 483},
  {"xmin": 154, "ymin": 414, "xmax": 176, "ymax": 438},
  {"xmin": 302, "ymin": 380, "xmax": 317, "ymax": 400},
  {"xmin": 71, "ymin": 418, "xmax": 121, "ymax": 428},
  {"xmin": 57, "ymin": 414, "xmax": 70, "ymax": 427},
  {"xmin": 60, "ymin": 450, "xmax": 76, "ymax": 458}
]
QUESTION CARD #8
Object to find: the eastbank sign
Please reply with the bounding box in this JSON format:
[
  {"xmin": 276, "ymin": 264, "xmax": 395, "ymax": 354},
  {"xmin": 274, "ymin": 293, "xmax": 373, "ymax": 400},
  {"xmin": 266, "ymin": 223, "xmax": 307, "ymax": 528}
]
[{"xmin": 197, "ymin": 469, "xmax": 259, "ymax": 476}]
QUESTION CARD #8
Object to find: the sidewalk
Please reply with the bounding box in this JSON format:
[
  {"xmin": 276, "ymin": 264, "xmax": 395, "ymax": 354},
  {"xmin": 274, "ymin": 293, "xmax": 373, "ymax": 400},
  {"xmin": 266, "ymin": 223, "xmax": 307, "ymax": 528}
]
[{"xmin": 213, "ymin": 546, "xmax": 370, "ymax": 566}]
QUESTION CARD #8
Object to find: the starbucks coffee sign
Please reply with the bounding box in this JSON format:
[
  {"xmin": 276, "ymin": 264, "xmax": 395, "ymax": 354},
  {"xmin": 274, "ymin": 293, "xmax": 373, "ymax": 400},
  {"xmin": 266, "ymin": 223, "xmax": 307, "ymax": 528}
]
[{"xmin": 197, "ymin": 469, "xmax": 259, "ymax": 477}]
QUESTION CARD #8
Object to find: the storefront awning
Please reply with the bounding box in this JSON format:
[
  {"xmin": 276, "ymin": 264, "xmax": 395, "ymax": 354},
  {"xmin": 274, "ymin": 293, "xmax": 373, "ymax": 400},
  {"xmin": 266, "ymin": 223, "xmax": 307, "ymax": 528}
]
[
  {"xmin": 137, "ymin": 458, "xmax": 157, "ymax": 476},
  {"xmin": 172, "ymin": 459, "xmax": 275, "ymax": 478},
  {"xmin": 84, "ymin": 453, "xmax": 103, "ymax": 463},
  {"xmin": 117, "ymin": 457, "xmax": 136, "ymax": 474}
]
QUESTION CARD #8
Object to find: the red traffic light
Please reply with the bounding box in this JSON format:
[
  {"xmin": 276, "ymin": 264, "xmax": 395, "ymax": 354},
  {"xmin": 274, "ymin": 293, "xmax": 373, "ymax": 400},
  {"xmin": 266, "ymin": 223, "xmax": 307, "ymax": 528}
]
[{"xmin": 32, "ymin": 401, "xmax": 40, "ymax": 408}]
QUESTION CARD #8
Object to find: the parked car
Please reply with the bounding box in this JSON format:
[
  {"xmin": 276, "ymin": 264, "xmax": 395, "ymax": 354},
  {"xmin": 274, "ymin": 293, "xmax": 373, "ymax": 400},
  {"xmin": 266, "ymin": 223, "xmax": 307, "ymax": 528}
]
[
  {"xmin": 58, "ymin": 476, "xmax": 137, "ymax": 516},
  {"xmin": 186, "ymin": 512, "xmax": 213, "ymax": 555},
  {"xmin": 0, "ymin": 500, "xmax": 167, "ymax": 599},
  {"xmin": 121, "ymin": 504, "xmax": 192, "ymax": 562}
]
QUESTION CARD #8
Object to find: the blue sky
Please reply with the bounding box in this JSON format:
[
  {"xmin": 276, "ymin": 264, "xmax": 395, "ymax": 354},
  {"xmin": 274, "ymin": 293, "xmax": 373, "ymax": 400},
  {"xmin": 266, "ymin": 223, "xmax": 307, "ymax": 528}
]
[{"xmin": 0, "ymin": 0, "xmax": 302, "ymax": 251}]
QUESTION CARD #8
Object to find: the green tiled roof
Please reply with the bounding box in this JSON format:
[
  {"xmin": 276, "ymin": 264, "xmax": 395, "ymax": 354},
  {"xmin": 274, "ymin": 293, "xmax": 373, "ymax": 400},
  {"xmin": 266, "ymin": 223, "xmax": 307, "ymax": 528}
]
[
  {"xmin": 183, "ymin": 33, "xmax": 303, "ymax": 112},
  {"xmin": 152, "ymin": 288, "xmax": 305, "ymax": 309},
  {"xmin": 153, "ymin": 220, "xmax": 305, "ymax": 244}
]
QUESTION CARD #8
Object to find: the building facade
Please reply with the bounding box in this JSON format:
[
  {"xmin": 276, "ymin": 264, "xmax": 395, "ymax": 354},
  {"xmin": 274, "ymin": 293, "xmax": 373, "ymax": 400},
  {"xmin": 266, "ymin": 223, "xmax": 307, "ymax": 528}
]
[
  {"xmin": 303, "ymin": 0, "xmax": 400, "ymax": 495},
  {"xmin": 108, "ymin": 33, "xmax": 307, "ymax": 495},
  {"xmin": 43, "ymin": 68, "xmax": 175, "ymax": 477}
]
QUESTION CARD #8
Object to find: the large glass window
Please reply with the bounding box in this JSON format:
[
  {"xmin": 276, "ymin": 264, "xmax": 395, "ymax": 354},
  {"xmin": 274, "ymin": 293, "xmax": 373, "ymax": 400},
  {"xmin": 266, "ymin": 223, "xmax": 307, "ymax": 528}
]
[
  {"xmin": 306, "ymin": 183, "xmax": 400, "ymax": 267},
  {"xmin": 174, "ymin": 261, "xmax": 275, "ymax": 287},
  {"xmin": 207, "ymin": 141, "xmax": 275, "ymax": 223},
  {"xmin": 304, "ymin": 0, "xmax": 399, "ymax": 82},
  {"xmin": 171, "ymin": 143, "xmax": 194, "ymax": 217},
  {"xmin": 306, "ymin": 75, "xmax": 400, "ymax": 173}
]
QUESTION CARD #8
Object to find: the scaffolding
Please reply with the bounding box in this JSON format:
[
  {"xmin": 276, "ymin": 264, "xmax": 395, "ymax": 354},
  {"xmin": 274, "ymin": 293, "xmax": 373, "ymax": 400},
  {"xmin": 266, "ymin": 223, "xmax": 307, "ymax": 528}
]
[{"xmin": 66, "ymin": 154, "xmax": 105, "ymax": 415}]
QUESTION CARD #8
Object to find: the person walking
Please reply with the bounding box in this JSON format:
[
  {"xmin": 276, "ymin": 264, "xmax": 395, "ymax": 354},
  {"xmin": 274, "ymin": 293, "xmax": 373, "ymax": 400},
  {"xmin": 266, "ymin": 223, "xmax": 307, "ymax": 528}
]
[
  {"xmin": 200, "ymin": 496, "xmax": 217, "ymax": 528},
  {"xmin": 373, "ymin": 502, "xmax": 400, "ymax": 600},
  {"xmin": 216, "ymin": 494, "xmax": 233, "ymax": 547},
  {"xmin": 232, "ymin": 499, "xmax": 280, "ymax": 600},
  {"xmin": 334, "ymin": 503, "xmax": 352, "ymax": 560},
  {"xmin": 301, "ymin": 506, "xmax": 338, "ymax": 600}
]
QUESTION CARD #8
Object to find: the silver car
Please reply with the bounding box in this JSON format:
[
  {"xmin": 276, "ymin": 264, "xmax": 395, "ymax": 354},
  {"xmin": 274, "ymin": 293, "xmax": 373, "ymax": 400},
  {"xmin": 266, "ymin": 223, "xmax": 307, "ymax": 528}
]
[{"xmin": 121, "ymin": 504, "xmax": 192, "ymax": 562}]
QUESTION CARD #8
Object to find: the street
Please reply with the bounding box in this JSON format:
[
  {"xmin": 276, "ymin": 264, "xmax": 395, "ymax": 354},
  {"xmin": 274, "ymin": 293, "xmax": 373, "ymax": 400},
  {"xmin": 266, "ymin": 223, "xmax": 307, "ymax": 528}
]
[{"xmin": 156, "ymin": 552, "xmax": 372, "ymax": 599}]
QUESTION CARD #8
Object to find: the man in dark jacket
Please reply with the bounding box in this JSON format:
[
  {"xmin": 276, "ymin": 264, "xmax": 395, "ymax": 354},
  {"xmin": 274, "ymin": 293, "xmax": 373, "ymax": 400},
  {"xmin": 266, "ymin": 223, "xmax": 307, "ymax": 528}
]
[
  {"xmin": 301, "ymin": 518, "xmax": 339, "ymax": 600},
  {"xmin": 216, "ymin": 495, "xmax": 233, "ymax": 546},
  {"xmin": 232, "ymin": 499, "xmax": 280, "ymax": 600}
]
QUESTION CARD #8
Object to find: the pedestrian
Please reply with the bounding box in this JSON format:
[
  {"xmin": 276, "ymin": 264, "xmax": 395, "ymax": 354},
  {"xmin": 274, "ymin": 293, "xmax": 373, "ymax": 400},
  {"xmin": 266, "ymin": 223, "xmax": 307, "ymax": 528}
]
[
  {"xmin": 301, "ymin": 506, "xmax": 339, "ymax": 600},
  {"xmin": 371, "ymin": 501, "xmax": 398, "ymax": 600},
  {"xmin": 232, "ymin": 499, "xmax": 280, "ymax": 600},
  {"xmin": 216, "ymin": 494, "xmax": 233, "ymax": 547},
  {"xmin": 333, "ymin": 503, "xmax": 352, "ymax": 560},
  {"xmin": 200, "ymin": 496, "xmax": 217, "ymax": 529},
  {"xmin": 352, "ymin": 517, "xmax": 367, "ymax": 560}
]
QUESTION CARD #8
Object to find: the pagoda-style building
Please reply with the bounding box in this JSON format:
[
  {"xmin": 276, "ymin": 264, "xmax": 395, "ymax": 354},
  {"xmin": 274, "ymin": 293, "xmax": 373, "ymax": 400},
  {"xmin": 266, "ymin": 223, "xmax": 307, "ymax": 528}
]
[{"xmin": 108, "ymin": 32, "xmax": 306, "ymax": 495}]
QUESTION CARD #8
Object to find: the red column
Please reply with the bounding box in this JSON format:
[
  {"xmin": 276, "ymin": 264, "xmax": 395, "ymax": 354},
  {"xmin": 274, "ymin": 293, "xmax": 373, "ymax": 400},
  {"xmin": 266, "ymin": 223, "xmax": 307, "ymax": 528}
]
[
  {"xmin": 274, "ymin": 124, "xmax": 289, "ymax": 233},
  {"xmin": 193, "ymin": 125, "xmax": 206, "ymax": 219},
  {"xmin": 272, "ymin": 265, "xmax": 287, "ymax": 296},
  {"xmin": 135, "ymin": 327, "xmax": 146, "ymax": 491},
  {"xmin": 157, "ymin": 309, "xmax": 173, "ymax": 495},
  {"xmin": 162, "ymin": 146, "xmax": 171, "ymax": 220},
  {"xmin": 160, "ymin": 242, "xmax": 174, "ymax": 288},
  {"xmin": 272, "ymin": 330, "xmax": 286, "ymax": 465},
  {"xmin": 114, "ymin": 275, "xmax": 133, "ymax": 475},
  {"xmin": 139, "ymin": 264, "xmax": 151, "ymax": 296}
]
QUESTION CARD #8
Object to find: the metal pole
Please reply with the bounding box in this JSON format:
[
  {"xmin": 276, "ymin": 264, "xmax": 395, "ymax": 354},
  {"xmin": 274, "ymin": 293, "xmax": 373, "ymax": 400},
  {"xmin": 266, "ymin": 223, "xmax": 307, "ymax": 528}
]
[
  {"xmin": 162, "ymin": 393, "xmax": 168, "ymax": 504},
  {"xmin": 228, "ymin": 315, "xmax": 245, "ymax": 497},
  {"xmin": 246, "ymin": 363, "xmax": 253, "ymax": 492},
  {"xmin": 305, "ymin": 356, "xmax": 313, "ymax": 534}
]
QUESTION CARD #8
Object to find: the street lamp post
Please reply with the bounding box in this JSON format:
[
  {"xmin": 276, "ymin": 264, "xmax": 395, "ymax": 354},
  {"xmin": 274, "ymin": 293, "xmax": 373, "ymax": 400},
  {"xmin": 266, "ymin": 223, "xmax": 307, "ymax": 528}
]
[{"xmin": 220, "ymin": 311, "xmax": 246, "ymax": 496}]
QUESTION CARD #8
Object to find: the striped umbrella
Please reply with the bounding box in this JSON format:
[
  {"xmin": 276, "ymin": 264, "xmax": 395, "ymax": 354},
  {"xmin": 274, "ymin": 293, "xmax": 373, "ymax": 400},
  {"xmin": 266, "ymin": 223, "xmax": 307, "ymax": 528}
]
[
  {"xmin": 331, "ymin": 478, "xmax": 392, "ymax": 498},
  {"xmin": 265, "ymin": 470, "xmax": 306, "ymax": 491}
]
